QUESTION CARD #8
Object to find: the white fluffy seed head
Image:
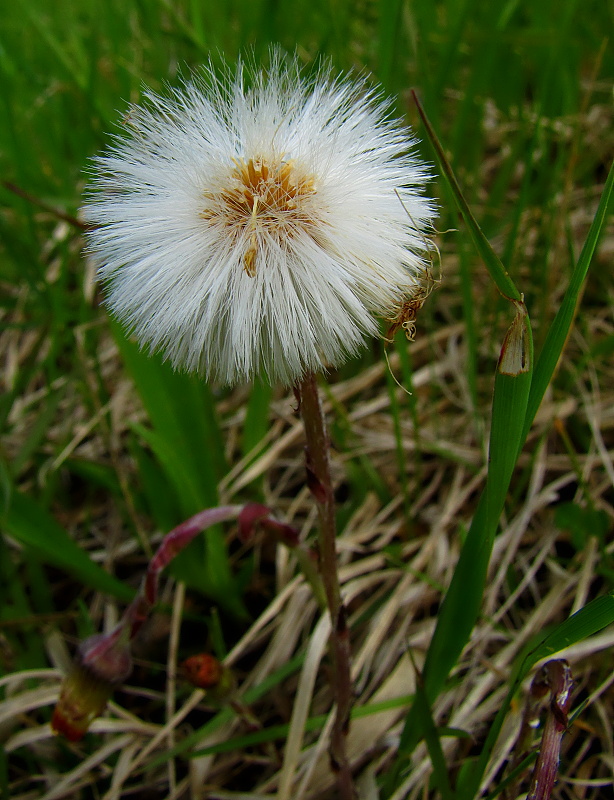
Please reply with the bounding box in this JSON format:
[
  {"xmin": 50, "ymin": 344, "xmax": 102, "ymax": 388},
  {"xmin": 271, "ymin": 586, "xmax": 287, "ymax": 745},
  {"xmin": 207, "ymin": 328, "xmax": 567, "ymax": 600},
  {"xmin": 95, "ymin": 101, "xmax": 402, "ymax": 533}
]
[{"xmin": 83, "ymin": 52, "xmax": 437, "ymax": 386}]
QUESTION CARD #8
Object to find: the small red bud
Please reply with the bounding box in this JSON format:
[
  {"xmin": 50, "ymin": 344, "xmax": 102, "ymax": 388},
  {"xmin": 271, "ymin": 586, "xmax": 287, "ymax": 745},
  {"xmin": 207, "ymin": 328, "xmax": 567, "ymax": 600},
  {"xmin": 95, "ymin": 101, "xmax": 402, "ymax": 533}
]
[
  {"xmin": 182, "ymin": 653, "xmax": 224, "ymax": 688},
  {"xmin": 181, "ymin": 653, "xmax": 236, "ymax": 700}
]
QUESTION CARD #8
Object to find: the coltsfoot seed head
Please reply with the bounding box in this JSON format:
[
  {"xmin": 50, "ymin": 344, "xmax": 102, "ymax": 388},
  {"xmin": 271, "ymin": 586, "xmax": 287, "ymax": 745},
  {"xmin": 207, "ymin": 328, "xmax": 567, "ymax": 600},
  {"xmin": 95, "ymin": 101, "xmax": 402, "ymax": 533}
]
[{"xmin": 83, "ymin": 51, "xmax": 437, "ymax": 385}]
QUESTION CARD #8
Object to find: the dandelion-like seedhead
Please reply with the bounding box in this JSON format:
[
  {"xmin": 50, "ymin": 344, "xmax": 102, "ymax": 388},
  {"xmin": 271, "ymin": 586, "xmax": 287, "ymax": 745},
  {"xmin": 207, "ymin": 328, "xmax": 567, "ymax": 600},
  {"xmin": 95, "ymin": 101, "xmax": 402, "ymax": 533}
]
[{"xmin": 84, "ymin": 52, "xmax": 437, "ymax": 385}]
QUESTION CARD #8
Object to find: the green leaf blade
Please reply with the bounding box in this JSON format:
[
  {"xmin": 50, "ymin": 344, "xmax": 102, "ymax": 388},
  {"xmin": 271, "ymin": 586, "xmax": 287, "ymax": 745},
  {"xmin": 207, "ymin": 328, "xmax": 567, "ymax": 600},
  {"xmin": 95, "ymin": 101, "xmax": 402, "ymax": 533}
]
[{"xmin": 3, "ymin": 491, "xmax": 134, "ymax": 602}]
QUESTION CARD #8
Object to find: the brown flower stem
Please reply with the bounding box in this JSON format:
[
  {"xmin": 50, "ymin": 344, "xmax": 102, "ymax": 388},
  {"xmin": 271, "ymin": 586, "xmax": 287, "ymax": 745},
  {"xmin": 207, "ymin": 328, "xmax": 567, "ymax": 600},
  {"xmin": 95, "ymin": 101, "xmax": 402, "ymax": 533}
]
[{"xmin": 296, "ymin": 371, "xmax": 355, "ymax": 800}]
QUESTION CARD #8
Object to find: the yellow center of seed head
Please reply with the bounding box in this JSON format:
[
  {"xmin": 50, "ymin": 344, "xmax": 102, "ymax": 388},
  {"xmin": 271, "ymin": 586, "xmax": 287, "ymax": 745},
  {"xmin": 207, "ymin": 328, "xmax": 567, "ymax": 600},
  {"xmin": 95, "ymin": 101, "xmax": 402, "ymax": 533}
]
[{"xmin": 202, "ymin": 157, "xmax": 316, "ymax": 277}]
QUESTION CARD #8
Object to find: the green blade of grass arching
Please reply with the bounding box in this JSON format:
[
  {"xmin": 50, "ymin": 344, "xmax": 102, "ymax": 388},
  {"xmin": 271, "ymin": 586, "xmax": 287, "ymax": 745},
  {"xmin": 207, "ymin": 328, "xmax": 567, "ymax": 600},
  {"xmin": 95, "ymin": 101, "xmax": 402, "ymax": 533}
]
[
  {"xmin": 521, "ymin": 158, "xmax": 614, "ymax": 443},
  {"xmin": 412, "ymin": 657, "xmax": 454, "ymax": 800},
  {"xmin": 112, "ymin": 323, "xmax": 246, "ymax": 618},
  {"xmin": 386, "ymin": 96, "xmax": 533, "ymax": 794},
  {"xmin": 2, "ymin": 491, "xmax": 134, "ymax": 602},
  {"xmin": 0, "ymin": 534, "xmax": 49, "ymax": 669},
  {"xmin": 242, "ymin": 381, "xmax": 273, "ymax": 457},
  {"xmin": 525, "ymin": 592, "xmax": 614, "ymax": 666},
  {"xmin": 391, "ymin": 320, "xmax": 533, "ymax": 774},
  {"xmin": 411, "ymin": 89, "xmax": 522, "ymax": 303},
  {"xmin": 112, "ymin": 322, "xmax": 225, "ymax": 515},
  {"xmin": 377, "ymin": 0, "xmax": 405, "ymax": 92}
]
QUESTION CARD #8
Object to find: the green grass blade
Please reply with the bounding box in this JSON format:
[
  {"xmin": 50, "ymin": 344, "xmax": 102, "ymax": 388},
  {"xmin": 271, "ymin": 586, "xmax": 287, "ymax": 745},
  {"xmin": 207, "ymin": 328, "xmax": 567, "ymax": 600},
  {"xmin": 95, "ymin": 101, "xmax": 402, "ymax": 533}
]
[
  {"xmin": 130, "ymin": 421, "xmax": 209, "ymax": 518},
  {"xmin": 433, "ymin": 358, "xmax": 534, "ymax": 687},
  {"xmin": 2, "ymin": 491, "xmax": 133, "ymax": 602},
  {"xmin": 112, "ymin": 323, "xmax": 225, "ymax": 515},
  {"xmin": 521, "ymin": 159, "xmax": 614, "ymax": 442},
  {"xmin": 112, "ymin": 325, "xmax": 245, "ymax": 615},
  {"xmin": 411, "ymin": 90, "xmax": 522, "ymax": 302},
  {"xmin": 378, "ymin": 0, "xmax": 404, "ymax": 91},
  {"xmin": 10, "ymin": 389, "xmax": 63, "ymax": 477},
  {"xmin": 386, "ymin": 112, "xmax": 535, "ymax": 791},
  {"xmin": 187, "ymin": 693, "xmax": 417, "ymax": 760},
  {"xmin": 242, "ymin": 380, "xmax": 273, "ymax": 460},
  {"xmin": 413, "ymin": 664, "xmax": 455, "ymax": 800},
  {"xmin": 388, "ymin": 300, "xmax": 534, "ymax": 796},
  {"xmin": 527, "ymin": 594, "xmax": 614, "ymax": 663}
]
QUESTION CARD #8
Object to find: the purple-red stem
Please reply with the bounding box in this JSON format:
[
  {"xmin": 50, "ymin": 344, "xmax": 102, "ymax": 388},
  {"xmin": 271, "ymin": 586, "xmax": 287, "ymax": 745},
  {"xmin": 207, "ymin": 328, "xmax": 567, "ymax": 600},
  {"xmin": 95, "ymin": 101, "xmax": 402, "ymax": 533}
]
[
  {"xmin": 53, "ymin": 502, "xmax": 300, "ymax": 740},
  {"xmin": 297, "ymin": 372, "xmax": 355, "ymax": 800},
  {"xmin": 526, "ymin": 660, "xmax": 574, "ymax": 800},
  {"xmin": 123, "ymin": 504, "xmax": 243, "ymax": 638}
]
